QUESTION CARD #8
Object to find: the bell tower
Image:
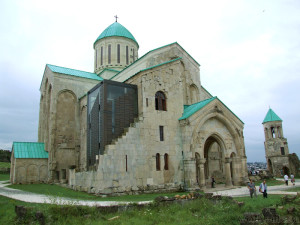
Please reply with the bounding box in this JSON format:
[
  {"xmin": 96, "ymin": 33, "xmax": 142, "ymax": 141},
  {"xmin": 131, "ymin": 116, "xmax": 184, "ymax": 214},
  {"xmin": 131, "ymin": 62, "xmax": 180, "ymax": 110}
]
[{"xmin": 262, "ymin": 108, "xmax": 290, "ymax": 176}]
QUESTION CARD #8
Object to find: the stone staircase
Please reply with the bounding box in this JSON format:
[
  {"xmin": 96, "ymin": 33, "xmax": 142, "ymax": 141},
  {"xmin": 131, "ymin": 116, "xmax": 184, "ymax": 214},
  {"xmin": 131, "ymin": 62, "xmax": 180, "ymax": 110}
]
[{"xmin": 104, "ymin": 117, "xmax": 143, "ymax": 155}]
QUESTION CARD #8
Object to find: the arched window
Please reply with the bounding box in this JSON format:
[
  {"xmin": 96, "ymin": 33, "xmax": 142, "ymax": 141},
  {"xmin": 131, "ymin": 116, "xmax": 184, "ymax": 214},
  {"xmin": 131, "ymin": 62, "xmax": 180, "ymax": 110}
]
[
  {"xmin": 164, "ymin": 153, "xmax": 168, "ymax": 170},
  {"xmin": 155, "ymin": 91, "xmax": 166, "ymax": 111},
  {"xmin": 117, "ymin": 44, "xmax": 120, "ymax": 63},
  {"xmin": 108, "ymin": 44, "xmax": 111, "ymax": 64},
  {"xmin": 156, "ymin": 153, "xmax": 160, "ymax": 171}
]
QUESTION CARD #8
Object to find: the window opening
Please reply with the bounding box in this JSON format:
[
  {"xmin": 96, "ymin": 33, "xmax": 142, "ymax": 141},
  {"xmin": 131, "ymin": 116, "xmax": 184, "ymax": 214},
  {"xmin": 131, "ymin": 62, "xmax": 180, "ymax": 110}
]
[
  {"xmin": 95, "ymin": 49, "xmax": 97, "ymax": 68},
  {"xmin": 126, "ymin": 46, "xmax": 129, "ymax": 65},
  {"xmin": 146, "ymin": 98, "xmax": 148, "ymax": 107},
  {"xmin": 271, "ymin": 127, "xmax": 275, "ymax": 138},
  {"xmin": 155, "ymin": 91, "xmax": 167, "ymax": 111},
  {"xmin": 159, "ymin": 126, "xmax": 164, "ymax": 141},
  {"xmin": 101, "ymin": 47, "xmax": 103, "ymax": 65},
  {"xmin": 164, "ymin": 153, "xmax": 169, "ymax": 170},
  {"xmin": 126, "ymin": 155, "xmax": 128, "ymax": 172},
  {"xmin": 156, "ymin": 153, "xmax": 160, "ymax": 171},
  {"xmin": 281, "ymin": 147, "xmax": 285, "ymax": 155},
  {"xmin": 108, "ymin": 44, "xmax": 111, "ymax": 64},
  {"xmin": 117, "ymin": 44, "xmax": 120, "ymax": 63}
]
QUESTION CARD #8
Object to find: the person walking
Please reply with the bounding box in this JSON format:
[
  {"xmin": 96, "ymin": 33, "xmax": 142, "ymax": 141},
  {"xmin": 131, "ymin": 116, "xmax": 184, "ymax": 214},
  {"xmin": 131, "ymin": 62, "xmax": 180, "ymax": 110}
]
[
  {"xmin": 211, "ymin": 176, "xmax": 216, "ymax": 188},
  {"xmin": 290, "ymin": 174, "xmax": 295, "ymax": 186},
  {"xmin": 247, "ymin": 179, "xmax": 257, "ymax": 198},
  {"xmin": 259, "ymin": 180, "xmax": 268, "ymax": 198},
  {"xmin": 284, "ymin": 174, "xmax": 289, "ymax": 186}
]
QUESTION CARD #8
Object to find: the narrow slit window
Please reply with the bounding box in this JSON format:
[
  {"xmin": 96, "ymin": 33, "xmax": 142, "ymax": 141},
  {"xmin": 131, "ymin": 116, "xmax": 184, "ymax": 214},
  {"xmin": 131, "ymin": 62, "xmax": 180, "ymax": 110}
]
[
  {"xmin": 126, "ymin": 155, "xmax": 128, "ymax": 172},
  {"xmin": 108, "ymin": 44, "xmax": 111, "ymax": 64},
  {"xmin": 117, "ymin": 44, "xmax": 120, "ymax": 63},
  {"xmin": 146, "ymin": 98, "xmax": 148, "ymax": 107},
  {"xmin": 95, "ymin": 49, "xmax": 97, "ymax": 68},
  {"xmin": 126, "ymin": 46, "xmax": 129, "ymax": 65},
  {"xmin": 159, "ymin": 126, "xmax": 164, "ymax": 141},
  {"xmin": 164, "ymin": 153, "xmax": 169, "ymax": 170},
  {"xmin": 156, "ymin": 153, "xmax": 160, "ymax": 171},
  {"xmin": 101, "ymin": 47, "xmax": 103, "ymax": 65}
]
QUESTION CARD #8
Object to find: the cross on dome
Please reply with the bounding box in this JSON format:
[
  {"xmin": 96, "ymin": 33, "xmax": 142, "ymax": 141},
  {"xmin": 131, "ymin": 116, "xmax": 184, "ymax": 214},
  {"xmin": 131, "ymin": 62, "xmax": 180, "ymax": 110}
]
[{"xmin": 115, "ymin": 15, "xmax": 118, "ymax": 22}]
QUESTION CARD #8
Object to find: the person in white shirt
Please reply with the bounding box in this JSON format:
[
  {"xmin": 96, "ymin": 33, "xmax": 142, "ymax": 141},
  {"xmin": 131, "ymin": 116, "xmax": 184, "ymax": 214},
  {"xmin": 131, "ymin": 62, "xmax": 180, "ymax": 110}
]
[
  {"xmin": 284, "ymin": 174, "xmax": 289, "ymax": 186},
  {"xmin": 259, "ymin": 180, "xmax": 268, "ymax": 198}
]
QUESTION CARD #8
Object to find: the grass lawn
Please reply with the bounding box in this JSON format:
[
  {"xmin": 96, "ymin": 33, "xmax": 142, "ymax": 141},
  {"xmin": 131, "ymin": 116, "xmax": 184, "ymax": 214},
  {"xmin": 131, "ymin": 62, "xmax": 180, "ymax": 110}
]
[
  {"xmin": 7, "ymin": 183, "xmax": 190, "ymax": 202},
  {"xmin": 255, "ymin": 178, "xmax": 285, "ymax": 186},
  {"xmin": 1, "ymin": 192, "xmax": 297, "ymax": 225},
  {"xmin": 0, "ymin": 173, "xmax": 10, "ymax": 181},
  {"xmin": 0, "ymin": 162, "xmax": 10, "ymax": 168}
]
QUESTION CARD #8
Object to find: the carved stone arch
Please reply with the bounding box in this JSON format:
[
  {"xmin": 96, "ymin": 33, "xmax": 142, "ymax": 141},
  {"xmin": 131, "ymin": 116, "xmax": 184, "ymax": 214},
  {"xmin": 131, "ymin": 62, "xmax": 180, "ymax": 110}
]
[
  {"xmin": 56, "ymin": 89, "xmax": 77, "ymax": 100},
  {"xmin": 191, "ymin": 112, "xmax": 243, "ymax": 157},
  {"xmin": 55, "ymin": 89, "xmax": 77, "ymax": 149}
]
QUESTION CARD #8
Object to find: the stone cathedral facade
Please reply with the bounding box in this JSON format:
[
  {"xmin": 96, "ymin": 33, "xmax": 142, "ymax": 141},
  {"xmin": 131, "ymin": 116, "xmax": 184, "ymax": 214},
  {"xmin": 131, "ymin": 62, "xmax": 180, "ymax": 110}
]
[{"xmin": 12, "ymin": 20, "xmax": 249, "ymax": 193}]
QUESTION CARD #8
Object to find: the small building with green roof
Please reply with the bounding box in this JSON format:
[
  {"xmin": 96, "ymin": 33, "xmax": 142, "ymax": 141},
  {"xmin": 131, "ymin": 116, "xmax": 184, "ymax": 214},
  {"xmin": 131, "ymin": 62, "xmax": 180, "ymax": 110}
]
[{"xmin": 10, "ymin": 142, "xmax": 48, "ymax": 184}]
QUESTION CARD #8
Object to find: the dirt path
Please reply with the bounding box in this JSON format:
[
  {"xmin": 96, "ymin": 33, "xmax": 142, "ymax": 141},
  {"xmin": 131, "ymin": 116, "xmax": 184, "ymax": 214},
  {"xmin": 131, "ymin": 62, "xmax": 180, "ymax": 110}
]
[{"xmin": 0, "ymin": 180, "xmax": 298, "ymax": 206}]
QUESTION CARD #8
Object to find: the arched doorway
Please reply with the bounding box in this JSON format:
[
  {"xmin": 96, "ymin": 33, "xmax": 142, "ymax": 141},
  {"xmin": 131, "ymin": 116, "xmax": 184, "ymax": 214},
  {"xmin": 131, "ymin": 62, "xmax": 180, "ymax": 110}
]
[
  {"xmin": 268, "ymin": 159, "xmax": 273, "ymax": 174},
  {"xmin": 282, "ymin": 166, "xmax": 290, "ymax": 176},
  {"xmin": 204, "ymin": 136, "xmax": 225, "ymax": 184}
]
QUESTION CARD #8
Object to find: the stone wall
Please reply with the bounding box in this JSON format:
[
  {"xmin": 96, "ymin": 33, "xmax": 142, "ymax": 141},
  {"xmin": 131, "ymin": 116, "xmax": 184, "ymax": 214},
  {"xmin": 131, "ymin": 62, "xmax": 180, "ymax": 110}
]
[{"xmin": 10, "ymin": 157, "xmax": 48, "ymax": 184}]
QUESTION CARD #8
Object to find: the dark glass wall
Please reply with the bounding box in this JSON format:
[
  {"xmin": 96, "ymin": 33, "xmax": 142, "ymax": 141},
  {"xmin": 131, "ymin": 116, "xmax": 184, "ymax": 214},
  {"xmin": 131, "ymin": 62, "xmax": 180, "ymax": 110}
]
[{"xmin": 87, "ymin": 80, "xmax": 138, "ymax": 169}]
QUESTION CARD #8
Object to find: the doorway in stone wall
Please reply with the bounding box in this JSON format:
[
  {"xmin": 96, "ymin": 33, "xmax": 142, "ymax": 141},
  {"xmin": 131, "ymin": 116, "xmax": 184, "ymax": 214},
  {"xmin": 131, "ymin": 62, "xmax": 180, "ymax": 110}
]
[
  {"xmin": 204, "ymin": 136, "xmax": 225, "ymax": 184},
  {"xmin": 282, "ymin": 166, "xmax": 290, "ymax": 176},
  {"xmin": 268, "ymin": 159, "xmax": 273, "ymax": 174}
]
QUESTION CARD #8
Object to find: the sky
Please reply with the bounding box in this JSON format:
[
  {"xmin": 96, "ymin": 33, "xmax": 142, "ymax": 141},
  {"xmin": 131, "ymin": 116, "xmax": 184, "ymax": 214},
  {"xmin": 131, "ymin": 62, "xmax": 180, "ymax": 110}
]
[{"xmin": 0, "ymin": 0, "xmax": 299, "ymax": 162}]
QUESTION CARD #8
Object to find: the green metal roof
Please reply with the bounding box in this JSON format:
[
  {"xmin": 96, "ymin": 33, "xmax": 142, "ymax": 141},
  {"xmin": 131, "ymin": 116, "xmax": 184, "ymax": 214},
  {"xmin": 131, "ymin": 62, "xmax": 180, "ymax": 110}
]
[
  {"xmin": 179, "ymin": 97, "xmax": 216, "ymax": 120},
  {"xmin": 94, "ymin": 22, "xmax": 138, "ymax": 47},
  {"xmin": 179, "ymin": 96, "xmax": 244, "ymax": 124},
  {"xmin": 47, "ymin": 64, "xmax": 103, "ymax": 81},
  {"xmin": 13, "ymin": 142, "xmax": 48, "ymax": 159},
  {"xmin": 262, "ymin": 108, "xmax": 282, "ymax": 124}
]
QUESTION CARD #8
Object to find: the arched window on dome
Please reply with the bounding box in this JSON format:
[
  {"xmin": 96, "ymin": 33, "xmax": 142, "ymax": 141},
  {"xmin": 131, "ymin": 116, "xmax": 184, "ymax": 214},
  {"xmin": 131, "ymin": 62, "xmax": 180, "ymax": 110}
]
[
  {"xmin": 126, "ymin": 46, "xmax": 129, "ymax": 65},
  {"xmin": 155, "ymin": 91, "xmax": 167, "ymax": 111},
  {"xmin": 117, "ymin": 44, "xmax": 120, "ymax": 64},
  {"xmin": 108, "ymin": 44, "xmax": 111, "ymax": 64}
]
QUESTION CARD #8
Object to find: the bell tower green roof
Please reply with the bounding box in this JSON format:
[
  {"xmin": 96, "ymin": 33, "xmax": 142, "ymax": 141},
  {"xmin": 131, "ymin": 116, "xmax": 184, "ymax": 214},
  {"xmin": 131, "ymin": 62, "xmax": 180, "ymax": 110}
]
[
  {"xmin": 262, "ymin": 108, "xmax": 282, "ymax": 124},
  {"xmin": 94, "ymin": 22, "xmax": 138, "ymax": 47}
]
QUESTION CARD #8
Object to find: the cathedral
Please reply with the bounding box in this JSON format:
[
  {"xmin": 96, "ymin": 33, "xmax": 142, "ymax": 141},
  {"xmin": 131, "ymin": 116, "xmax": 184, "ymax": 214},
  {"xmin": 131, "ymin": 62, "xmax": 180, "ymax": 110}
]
[{"xmin": 10, "ymin": 19, "xmax": 248, "ymax": 193}]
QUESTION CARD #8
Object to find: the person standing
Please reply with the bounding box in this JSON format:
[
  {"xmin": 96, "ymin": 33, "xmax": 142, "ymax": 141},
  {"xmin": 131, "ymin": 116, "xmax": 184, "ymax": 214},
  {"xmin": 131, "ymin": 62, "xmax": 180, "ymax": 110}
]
[
  {"xmin": 247, "ymin": 179, "xmax": 257, "ymax": 198},
  {"xmin": 259, "ymin": 180, "xmax": 268, "ymax": 198},
  {"xmin": 290, "ymin": 174, "xmax": 295, "ymax": 186},
  {"xmin": 284, "ymin": 174, "xmax": 289, "ymax": 186},
  {"xmin": 211, "ymin": 176, "xmax": 215, "ymax": 188}
]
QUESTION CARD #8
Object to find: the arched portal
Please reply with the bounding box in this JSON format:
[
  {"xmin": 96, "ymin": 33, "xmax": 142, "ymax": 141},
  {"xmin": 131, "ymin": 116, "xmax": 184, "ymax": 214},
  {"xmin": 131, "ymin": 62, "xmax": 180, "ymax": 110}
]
[
  {"xmin": 204, "ymin": 136, "xmax": 225, "ymax": 184},
  {"xmin": 268, "ymin": 159, "xmax": 273, "ymax": 174},
  {"xmin": 282, "ymin": 166, "xmax": 290, "ymax": 176}
]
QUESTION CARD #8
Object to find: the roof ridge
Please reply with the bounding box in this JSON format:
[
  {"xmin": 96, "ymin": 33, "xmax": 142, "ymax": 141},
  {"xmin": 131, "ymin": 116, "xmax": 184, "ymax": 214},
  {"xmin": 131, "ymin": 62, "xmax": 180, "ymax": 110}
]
[{"xmin": 47, "ymin": 64, "xmax": 95, "ymax": 74}]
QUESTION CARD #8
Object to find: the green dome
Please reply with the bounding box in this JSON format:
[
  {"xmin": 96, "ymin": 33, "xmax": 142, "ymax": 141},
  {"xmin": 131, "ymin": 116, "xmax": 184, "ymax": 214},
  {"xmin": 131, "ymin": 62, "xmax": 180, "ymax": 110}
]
[{"xmin": 94, "ymin": 22, "xmax": 138, "ymax": 47}]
